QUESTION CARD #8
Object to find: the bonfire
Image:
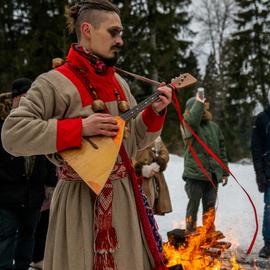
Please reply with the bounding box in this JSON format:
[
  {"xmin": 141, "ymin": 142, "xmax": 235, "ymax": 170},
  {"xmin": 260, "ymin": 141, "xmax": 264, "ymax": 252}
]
[{"xmin": 163, "ymin": 209, "xmax": 241, "ymax": 270}]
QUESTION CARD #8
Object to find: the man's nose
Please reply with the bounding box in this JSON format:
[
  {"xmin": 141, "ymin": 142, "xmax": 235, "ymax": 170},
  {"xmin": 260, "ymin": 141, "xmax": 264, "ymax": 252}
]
[{"xmin": 116, "ymin": 36, "xmax": 124, "ymax": 46}]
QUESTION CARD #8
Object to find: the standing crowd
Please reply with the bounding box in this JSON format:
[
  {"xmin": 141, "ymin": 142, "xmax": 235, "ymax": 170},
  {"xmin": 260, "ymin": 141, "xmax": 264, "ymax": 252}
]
[
  {"xmin": 0, "ymin": 1, "xmax": 269, "ymax": 270},
  {"xmin": 0, "ymin": 79, "xmax": 57, "ymax": 270}
]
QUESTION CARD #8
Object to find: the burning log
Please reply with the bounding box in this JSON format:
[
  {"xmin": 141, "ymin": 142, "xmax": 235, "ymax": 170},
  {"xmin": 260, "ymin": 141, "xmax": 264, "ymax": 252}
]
[
  {"xmin": 164, "ymin": 228, "xmax": 232, "ymax": 268},
  {"xmin": 184, "ymin": 229, "xmax": 225, "ymax": 244},
  {"xmin": 163, "ymin": 209, "xmax": 239, "ymax": 269},
  {"xmin": 167, "ymin": 228, "xmax": 227, "ymax": 250},
  {"xmin": 202, "ymin": 247, "xmax": 222, "ymax": 258},
  {"xmin": 167, "ymin": 229, "xmax": 186, "ymax": 249},
  {"xmin": 200, "ymin": 241, "xmax": 231, "ymax": 252},
  {"xmin": 205, "ymin": 230, "xmax": 225, "ymax": 242},
  {"xmin": 212, "ymin": 241, "xmax": 231, "ymax": 250}
]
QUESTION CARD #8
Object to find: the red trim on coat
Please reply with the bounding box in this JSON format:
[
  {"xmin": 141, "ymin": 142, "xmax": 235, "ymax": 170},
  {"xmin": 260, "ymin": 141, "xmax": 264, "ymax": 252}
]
[
  {"xmin": 111, "ymin": 71, "xmax": 128, "ymax": 101},
  {"xmin": 56, "ymin": 64, "xmax": 93, "ymax": 107},
  {"xmin": 142, "ymin": 106, "xmax": 166, "ymax": 132},
  {"xmin": 56, "ymin": 118, "xmax": 82, "ymax": 151}
]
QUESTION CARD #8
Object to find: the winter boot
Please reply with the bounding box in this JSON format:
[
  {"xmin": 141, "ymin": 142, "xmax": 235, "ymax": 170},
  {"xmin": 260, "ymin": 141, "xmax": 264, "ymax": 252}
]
[{"xmin": 259, "ymin": 242, "xmax": 270, "ymax": 258}]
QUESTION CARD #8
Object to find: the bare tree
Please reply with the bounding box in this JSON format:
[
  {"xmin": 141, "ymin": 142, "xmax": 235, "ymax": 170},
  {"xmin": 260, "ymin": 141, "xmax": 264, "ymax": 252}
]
[
  {"xmin": 193, "ymin": 0, "xmax": 235, "ymax": 74},
  {"xmin": 192, "ymin": 0, "xmax": 235, "ymax": 123}
]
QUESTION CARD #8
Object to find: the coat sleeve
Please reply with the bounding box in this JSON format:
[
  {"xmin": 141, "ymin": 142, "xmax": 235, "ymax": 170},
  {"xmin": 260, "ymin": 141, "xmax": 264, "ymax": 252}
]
[
  {"xmin": 134, "ymin": 147, "xmax": 150, "ymax": 177},
  {"xmin": 181, "ymin": 101, "xmax": 204, "ymax": 140},
  {"xmin": 1, "ymin": 74, "xmax": 82, "ymax": 156},
  {"xmin": 134, "ymin": 158, "xmax": 146, "ymax": 177},
  {"xmin": 156, "ymin": 141, "xmax": 169, "ymax": 172},
  {"xmin": 115, "ymin": 74, "xmax": 166, "ymax": 151}
]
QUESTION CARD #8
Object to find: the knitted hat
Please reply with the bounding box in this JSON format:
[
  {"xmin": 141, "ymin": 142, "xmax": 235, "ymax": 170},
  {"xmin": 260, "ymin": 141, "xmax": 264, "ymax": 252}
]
[
  {"xmin": 11, "ymin": 78, "xmax": 32, "ymax": 98},
  {"xmin": 185, "ymin": 97, "xmax": 196, "ymax": 110}
]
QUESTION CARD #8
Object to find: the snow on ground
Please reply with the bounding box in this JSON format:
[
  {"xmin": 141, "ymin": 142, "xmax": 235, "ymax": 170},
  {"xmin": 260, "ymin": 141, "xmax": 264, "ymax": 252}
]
[{"xmin": 156, "ymin": 154, "xmax": 264, "ymax": 254}]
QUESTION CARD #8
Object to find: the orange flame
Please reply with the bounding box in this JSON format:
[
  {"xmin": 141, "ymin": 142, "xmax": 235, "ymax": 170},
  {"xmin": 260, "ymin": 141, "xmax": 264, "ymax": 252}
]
[
  {"xmin": 231, "ymin": 256, "xmax": 240, "ymax": 270},
  {"xmin": 163, "ymin": 209, "xmax": 242, "ymax": 270}
]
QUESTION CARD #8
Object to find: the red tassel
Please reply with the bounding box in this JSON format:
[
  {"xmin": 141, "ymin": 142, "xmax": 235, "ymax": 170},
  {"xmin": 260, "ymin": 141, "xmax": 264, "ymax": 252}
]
[
  {"xmin": 96, "ymin": 227, "xmax": 118, "ymax": 252},
  {"xmin": 95, "ymin": 253, "xmax": 117, "ymax": 270}
]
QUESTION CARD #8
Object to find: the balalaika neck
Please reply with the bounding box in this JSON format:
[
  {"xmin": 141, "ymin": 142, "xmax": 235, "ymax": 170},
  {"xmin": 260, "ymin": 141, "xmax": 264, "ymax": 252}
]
[{"xmin": 120, "ymin": 90, "xmax": 162, "ymax": 121}]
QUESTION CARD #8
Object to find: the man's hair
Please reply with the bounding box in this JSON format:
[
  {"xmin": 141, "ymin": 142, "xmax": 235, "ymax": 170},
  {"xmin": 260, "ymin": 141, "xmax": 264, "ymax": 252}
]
[{"xmin": 65, "ymin": 0, "xmax": 120, "ymax": 40}]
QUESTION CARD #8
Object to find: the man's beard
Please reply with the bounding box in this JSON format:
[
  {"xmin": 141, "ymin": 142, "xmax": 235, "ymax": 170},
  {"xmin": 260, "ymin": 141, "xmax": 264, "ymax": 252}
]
[
  {"xmin": 96, "ymin": 46, "xmax": 120, "ymax": 67},
  {"xmin": 96, "ymin": 49, "xmax": 120, "ymax": 67},
  {"xmin": 101, "ymin": 55, "xmax": 119, "ymax": 66}
]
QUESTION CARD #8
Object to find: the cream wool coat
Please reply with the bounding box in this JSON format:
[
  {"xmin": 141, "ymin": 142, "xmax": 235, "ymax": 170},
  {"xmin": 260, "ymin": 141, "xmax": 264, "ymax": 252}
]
[{"xmin": 1, "ymin": 70, "xmax": 164, "ymax": 270}]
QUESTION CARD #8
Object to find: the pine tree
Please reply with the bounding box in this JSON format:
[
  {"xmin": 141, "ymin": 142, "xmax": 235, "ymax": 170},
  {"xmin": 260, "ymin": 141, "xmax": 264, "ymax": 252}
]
[
  {"xmin": 0, "ymin": 0, "xmax": 71, "ymax": 89},
  {"xmin": 221, "ymin": 0, "xmax": 270, "ymax": 160},
  {"xmin": 203, "ymin": 53, "xmax": 222, "ymax": 124},
  {"xmin": 193, "ymin": 0, "xmax": 235, "ymax": 128},
  {"xmin": 220, "ymin": 39, "xmax": 253, "ymax": 160},
  {"xmin": 233, "ymin": 0, "xmax": 270, "ymax": 109},
  {"xmin": 114, "ymin": 0, "xmax": 200, "ymax": 154},
  {"xmin": 19, "ymin": 0, "xmax": 71, "ymax": 79},
  {"xmin": 0, "ymin": 0, "xmax": 29, "ymax": 90}
]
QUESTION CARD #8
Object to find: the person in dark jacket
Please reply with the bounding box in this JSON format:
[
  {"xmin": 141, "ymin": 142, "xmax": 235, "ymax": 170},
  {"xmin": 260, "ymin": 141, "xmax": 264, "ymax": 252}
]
[
  {"xmin": 181, "ymin": 92, "xmax": 229, "ymax": 234},
  {"xmin": 0, "ymin": 78, "xmax": 51, "ymax": 270},
  {"xmin": 251, "ymin": 100, "xmax": 270, "ymax": 258}
]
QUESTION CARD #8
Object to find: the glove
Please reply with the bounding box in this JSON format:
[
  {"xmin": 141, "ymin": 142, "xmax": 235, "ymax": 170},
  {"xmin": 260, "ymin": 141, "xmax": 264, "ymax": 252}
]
[
  {"xmin": 256, "ymin": 171, "xmax": 268, "ymax": 193},
  {"xmin": 142, "ymin": 165, "xmax": 155, "ymax": 178},
  {"xmin": 150, "ymin": 162, "xmax": 160, "ymax": 173}
]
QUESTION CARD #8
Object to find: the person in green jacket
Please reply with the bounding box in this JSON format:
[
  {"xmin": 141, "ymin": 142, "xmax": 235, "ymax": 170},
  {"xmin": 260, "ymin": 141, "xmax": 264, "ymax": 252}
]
[{"xmin": 181, "ymin": 91, "xmax": 229, "ymax": 234}]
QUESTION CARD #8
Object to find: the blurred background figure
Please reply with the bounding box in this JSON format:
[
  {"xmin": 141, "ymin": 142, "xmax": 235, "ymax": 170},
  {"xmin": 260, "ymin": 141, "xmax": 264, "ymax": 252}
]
[
  {"xmin": 0, "ymin": 78, "xmax": 49, "ymax": 270},
  {"xmin": 29, "ymin": 58, "xmax": 61, "ymax": 270},
  {"xmin": 135, "ymin": 136, "xmax": 172, "ymax": 215},
  {"xmin": 251, "ymin": 91, "xmax": 270, "ymax": 259},
  {"xmin": 181, "ymin": 90, "xmax": 229, "ymax": 235},
  {"xmin": 29, "ymin": 165, "xmax": 57, "ymax": 270}
]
